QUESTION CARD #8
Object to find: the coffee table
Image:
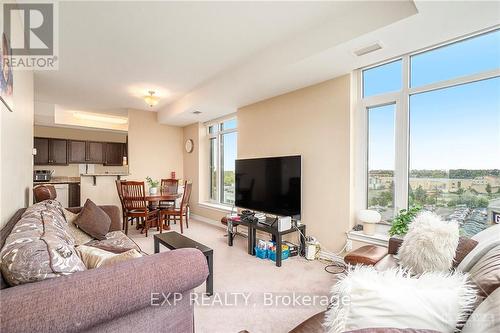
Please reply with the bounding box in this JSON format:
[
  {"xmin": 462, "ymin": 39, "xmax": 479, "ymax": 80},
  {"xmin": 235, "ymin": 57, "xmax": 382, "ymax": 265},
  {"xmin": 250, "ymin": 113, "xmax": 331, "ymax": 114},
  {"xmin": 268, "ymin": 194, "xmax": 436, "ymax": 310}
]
[{"xmin": 154, "ymin": 232, "xmax": 213, "ymax": 296}]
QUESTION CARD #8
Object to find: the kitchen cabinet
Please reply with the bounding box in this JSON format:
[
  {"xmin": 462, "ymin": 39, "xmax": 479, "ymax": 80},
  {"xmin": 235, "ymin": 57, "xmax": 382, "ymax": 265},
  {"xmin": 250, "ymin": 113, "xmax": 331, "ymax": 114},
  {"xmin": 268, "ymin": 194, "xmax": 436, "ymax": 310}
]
[
  {"xmin": 104, "ymin": 142, "xmax": 124, "ymax": 166},
  {"xmin": 34, "ymin": 137, "xmax": 49, "ymax": 165},
  {"xmin": 34, "ymin": 137, "xmax": 67, "ymax": 165},
  {"xmin": 87, "ymin": 141, "xmax": 104, "ymax": 163},
  {"xmin": 68, "ymin": 140, "xmax": 87, "ymax": 163},
  {"xmin": 35, "ymin": 137, "xmax": 126, "ymax": 165},
  {"xmin": 50, "ymin": 139, "xmax": 68, "ymax": 165}
]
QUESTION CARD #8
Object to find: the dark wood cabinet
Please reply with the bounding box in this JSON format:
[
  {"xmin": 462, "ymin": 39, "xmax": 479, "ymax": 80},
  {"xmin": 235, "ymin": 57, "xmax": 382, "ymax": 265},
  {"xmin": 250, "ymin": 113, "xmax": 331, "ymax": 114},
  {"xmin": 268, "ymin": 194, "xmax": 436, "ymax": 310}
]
[
  {"xmin": 68, "ymin": 183, "xmax": 81, "ymax": 207},
  {"xmin": 35, "ymin": 137, "xmax": 126, "ymax": 166},
  {"xmin": 49, "ymin": 139, "xmax": 68, "ymax": 165},
  {"xmin": 87, "ymin": 141, "xmax": 104, "ymax": 163},
  {"xmin": 34, "ymin": 137, "xmax": 50, "ymax": 165},
  {"xmin": 68, "ymin": 140, "xmax": 87, "ymax": 163},
  {"xmin": 34, "ymin": 137, "xmax": 67, "ymax": 165},
  {"xmin": 104, "ymin": 142, "xmax": 124, "ymax": 166}
]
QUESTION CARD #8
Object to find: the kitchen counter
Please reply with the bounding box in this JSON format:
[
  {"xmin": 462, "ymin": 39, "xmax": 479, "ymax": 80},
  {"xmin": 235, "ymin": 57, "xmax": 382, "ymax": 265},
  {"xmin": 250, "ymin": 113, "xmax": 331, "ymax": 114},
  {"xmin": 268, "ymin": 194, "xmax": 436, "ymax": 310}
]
[
  {"xmin": 34, "ymin": 177, "xmax": 81, "ymax": 185},
  {"xmin": 80, "ymin": 173, "xmax": 130, "ymax": 177},
  {"xmin": 80, "ymin": 173, "xmax": 130, "ymax": 185}
]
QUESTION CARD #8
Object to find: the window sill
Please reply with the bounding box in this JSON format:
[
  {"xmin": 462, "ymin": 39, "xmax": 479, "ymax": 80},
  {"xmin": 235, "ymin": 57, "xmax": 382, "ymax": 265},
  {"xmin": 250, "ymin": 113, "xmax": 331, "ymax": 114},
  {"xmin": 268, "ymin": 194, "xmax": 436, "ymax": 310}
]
[
  {"xmin": 198, "ymin": 201, "xmax": 233, "ymax": 213},
  {"xmin": 347, "ymin": 230, "xmax": 390, "ymax": 247}
]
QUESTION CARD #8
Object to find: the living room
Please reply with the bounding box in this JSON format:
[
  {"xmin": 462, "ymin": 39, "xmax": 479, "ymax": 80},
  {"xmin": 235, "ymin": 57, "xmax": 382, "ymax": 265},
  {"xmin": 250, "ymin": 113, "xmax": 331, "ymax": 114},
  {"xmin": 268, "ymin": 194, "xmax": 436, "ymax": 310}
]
[{"xmin": 1, "ymin": 1, "xmax": 499, "ymax": 333}]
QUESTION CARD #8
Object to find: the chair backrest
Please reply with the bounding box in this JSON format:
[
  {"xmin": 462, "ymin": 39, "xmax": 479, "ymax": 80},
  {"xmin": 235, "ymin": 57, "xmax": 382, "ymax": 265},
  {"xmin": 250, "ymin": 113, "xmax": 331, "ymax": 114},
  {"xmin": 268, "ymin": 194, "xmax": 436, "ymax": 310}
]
[
  {"xmin": 121, "ymin": 181, "xmax": 147, "ymax": 211},
  {"xmin": 161, "ymin": 179, "xmax": 179, "ymax": 194},
  {"xmin": 115, "ymin": 180, "xmax": 125, "ymax": 209},
  {"xmin": 33, "ymin": 184, "xmax": 57, "ymax": 203},
  {"xmin": 181, "ymin": 181, "xmax": 192, "ymax": 209}
]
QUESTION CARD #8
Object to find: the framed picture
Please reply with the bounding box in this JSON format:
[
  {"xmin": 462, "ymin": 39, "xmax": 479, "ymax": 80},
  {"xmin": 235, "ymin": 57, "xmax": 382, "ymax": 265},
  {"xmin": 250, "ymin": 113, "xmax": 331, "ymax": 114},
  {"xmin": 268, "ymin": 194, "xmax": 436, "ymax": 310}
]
[{"xmin": 1, "ymin": 32, "xmax": 14, "ymax": 112}]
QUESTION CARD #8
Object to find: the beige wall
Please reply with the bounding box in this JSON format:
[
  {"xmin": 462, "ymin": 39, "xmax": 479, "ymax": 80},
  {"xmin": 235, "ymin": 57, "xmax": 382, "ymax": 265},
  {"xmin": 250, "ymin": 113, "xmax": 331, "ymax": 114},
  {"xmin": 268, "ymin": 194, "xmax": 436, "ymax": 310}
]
[
  {"xmin": 1, "ymin": 71, "xmax": 34, "ymax": 228},
  {"xmin": 128, "ymin": 109, "xmax": 184, "ymax": 187},
  {"xmin": 184, "ymin": 75, "xmax": 352, "ymax": 252},
  {"xmin": 237, "ymin": 75, "xmax": 351, "ymax": 252},
  {"xmin": 33, "ymin": 125, "xmax": 128, "ymax": 177}
]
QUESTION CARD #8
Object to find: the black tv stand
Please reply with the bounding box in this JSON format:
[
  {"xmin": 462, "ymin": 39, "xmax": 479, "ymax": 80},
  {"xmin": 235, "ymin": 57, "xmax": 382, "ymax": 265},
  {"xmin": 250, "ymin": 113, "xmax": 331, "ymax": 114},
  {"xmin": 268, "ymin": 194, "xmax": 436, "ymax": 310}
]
[{"xmin": 226, "ymin": 217, "xmax": 306, "ymax": 267}]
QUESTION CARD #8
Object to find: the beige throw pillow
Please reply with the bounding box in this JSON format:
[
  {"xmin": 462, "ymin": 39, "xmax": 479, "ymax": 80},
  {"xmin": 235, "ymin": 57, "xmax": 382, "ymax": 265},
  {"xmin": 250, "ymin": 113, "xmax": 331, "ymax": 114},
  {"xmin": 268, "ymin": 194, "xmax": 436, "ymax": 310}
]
[
  {"xmin": 63, "ymin": 209, "xmax": 94, "ymax": 245},
  {"xmin": 76, "ymin": 245, "xmax": 142, "ymax": 269}
]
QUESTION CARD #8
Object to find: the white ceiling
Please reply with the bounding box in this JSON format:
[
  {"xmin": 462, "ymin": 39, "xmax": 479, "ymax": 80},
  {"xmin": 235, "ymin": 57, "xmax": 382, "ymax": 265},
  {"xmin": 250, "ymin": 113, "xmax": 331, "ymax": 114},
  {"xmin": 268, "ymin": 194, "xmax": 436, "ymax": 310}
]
[{"xmin": 35, "ymin": 1, "xmax": 500, "ymax": 127}]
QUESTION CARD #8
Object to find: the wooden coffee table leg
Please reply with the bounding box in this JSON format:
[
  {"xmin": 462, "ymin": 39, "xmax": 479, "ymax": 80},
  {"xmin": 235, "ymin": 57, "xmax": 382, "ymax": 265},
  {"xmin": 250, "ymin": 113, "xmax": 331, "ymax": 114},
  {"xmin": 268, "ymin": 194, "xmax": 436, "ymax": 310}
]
[
  {"xmin": 154, "ymin": 237, "xmax": 160, "ymax": 254},
  {"xmin": 206, "ymin": 252, "xmax": 213, "ymax": 296}
]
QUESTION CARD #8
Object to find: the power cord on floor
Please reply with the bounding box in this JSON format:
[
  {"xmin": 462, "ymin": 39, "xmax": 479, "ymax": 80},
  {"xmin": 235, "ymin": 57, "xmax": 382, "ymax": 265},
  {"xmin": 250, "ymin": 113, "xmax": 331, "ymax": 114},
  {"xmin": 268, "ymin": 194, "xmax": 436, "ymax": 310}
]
[{"xmin": 292, "ymin": 224, "xmax": 347, "ymax": 275}]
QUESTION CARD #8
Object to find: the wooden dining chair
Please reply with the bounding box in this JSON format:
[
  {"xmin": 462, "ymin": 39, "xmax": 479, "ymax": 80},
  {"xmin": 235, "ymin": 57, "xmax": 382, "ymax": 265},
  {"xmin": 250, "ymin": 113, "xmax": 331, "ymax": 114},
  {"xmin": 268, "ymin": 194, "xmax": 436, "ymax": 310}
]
[
  {"xmin": 159, "ymin": 181, "xmax": 192, "ymax": 234},
  {"xmin": 121, "ymin": 181, "xmax": 159, "ymax": 237},
  {"xmin": 158, "ymin": 178, "xmax": 179, "ymax": 210}
]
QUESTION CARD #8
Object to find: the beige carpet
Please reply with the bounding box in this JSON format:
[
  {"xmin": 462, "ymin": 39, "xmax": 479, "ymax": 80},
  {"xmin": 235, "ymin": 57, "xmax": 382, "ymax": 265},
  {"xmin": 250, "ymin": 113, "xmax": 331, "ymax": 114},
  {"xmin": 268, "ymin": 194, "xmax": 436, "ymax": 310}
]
[{"xmin": 128, "ymin": 219, "xmax": 336, "ymax": 333}]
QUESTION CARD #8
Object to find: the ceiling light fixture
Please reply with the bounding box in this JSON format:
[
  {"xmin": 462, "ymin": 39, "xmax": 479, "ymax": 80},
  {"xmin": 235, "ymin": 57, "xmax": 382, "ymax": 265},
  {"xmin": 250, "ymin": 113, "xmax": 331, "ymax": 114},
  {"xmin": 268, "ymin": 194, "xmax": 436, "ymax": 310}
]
[
  {"xmin": 193, "ymin": 110, "xmax": 202, "ymax": 115},
  {"xmin": 144, "ymin": 91, "xmax": 160, "ymax": 107},
  {"xmin": 73, "ymin": 112, "xmax": 128, "ymax": 124}
]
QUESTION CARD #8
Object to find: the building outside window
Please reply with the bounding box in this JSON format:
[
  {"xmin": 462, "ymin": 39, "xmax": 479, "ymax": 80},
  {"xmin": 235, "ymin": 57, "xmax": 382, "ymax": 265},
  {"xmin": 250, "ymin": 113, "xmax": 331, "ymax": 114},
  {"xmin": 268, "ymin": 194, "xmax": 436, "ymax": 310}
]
[
  {"xmin": 208, "ymin": 118, "xmax": 237, "ymax": 205},
  {"xmin": 357, "ymin": 29, "xmax": 500, "ymax": 236}
]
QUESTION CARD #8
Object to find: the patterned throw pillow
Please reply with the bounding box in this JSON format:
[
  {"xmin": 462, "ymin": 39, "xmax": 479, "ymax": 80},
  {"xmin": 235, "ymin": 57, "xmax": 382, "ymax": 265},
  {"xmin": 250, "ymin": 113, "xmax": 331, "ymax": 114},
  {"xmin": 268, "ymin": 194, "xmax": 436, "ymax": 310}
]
[
  {"xmin": 0, "ymin": 201, "xmax": 86, "ymax": 286},
  {"xmin": 84, "ymin": 231, "xmax": 142, "ymax": 254}
]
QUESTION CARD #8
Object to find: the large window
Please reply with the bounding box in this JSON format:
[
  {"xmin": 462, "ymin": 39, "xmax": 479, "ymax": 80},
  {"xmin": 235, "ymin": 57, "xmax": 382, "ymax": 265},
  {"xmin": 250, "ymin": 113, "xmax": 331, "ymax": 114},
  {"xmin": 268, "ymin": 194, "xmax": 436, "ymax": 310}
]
[
  {"xmin": 358, "ymin": 29, "xmax": 500, "ymax": 236},
  {"xmin": 367, "ymin": 104, "xmax": 396, "ymax": 222},
  {"xmin": 208, "ymin": 118, "xmax": 237, "ymax": 205}
]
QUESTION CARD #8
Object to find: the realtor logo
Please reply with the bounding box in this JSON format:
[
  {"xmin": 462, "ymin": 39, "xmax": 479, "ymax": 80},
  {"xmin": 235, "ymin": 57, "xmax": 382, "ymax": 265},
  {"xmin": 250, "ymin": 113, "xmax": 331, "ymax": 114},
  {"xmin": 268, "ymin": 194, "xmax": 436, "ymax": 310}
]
[
  {"xmin": 4, "ymin": 3, "xmax": 53, "ymax": 55},
  {"xmin": 1, "ymin": 2, "xmax": 58, "ymax": 69}
]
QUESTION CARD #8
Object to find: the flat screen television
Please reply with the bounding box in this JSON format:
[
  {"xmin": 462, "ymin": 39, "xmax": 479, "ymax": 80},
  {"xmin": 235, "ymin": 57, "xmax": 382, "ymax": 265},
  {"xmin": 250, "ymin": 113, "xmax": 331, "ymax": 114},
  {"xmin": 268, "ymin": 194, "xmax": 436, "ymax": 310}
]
[{"xmin": 235, "ymin": 155, "xmax": 301, "ymax": 219}]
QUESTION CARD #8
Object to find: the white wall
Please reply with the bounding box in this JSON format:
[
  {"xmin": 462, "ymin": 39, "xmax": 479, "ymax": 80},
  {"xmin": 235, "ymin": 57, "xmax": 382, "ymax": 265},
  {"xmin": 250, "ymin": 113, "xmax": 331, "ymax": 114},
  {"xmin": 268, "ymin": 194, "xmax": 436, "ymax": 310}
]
[{"xmin": 1, "ymin": 70, "xmax": 34, "ymax": 228}]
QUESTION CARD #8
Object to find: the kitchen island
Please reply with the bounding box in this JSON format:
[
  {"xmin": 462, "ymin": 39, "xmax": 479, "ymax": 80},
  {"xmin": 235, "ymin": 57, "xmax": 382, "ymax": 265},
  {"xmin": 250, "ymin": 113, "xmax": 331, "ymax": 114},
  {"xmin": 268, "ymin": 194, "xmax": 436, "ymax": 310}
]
[{"xmin": 80, "ymin": 173, "xmax": 129, "ymax": 210}]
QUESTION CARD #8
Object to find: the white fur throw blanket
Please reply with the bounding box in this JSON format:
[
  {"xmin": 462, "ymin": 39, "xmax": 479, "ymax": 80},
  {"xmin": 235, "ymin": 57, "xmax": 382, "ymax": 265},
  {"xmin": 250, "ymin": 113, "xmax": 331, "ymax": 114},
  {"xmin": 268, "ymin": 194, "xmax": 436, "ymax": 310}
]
[
  {"xmin": 398, "ymin": 211, "xmax": 459, "ymax": 274},
  {"xmin": 324, "ymin": 266, "xmax": 476, "ymax": 333}
]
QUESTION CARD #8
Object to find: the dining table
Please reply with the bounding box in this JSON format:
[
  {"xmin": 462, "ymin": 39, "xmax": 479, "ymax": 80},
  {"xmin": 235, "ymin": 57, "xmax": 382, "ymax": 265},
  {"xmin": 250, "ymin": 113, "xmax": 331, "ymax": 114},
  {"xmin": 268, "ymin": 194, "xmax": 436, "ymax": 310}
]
[
  {"xmin": 145, "ymin": 191, "xmax": 182, "ymax": 231},
  {"xmin": 144, "ymin": 192, "xmax": 182, "ymax": 203}
]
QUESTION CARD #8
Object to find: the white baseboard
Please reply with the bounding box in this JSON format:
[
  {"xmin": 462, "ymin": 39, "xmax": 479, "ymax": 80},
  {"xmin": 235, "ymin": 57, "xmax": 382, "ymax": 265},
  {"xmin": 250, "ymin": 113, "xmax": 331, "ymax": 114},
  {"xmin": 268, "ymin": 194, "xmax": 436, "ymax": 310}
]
[
  {"xmin": 190, "ymin": 214, "xmax": 226, "ymax": 230},
  {"xmin": 318, "ymin": 249, "xmax": 345, "ymax": 261}
]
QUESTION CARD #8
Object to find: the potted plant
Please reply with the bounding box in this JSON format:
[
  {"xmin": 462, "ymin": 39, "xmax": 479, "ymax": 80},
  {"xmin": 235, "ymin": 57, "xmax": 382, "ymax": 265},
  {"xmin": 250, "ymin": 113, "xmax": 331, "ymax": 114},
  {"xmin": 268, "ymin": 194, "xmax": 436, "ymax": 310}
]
[
  {"xmin": 146, "ymin": 176, "xmax": 159, "ymax": 195},
  {"xmin": 389, "ymin": 205, "xmax": 422, "ymax": 237}
]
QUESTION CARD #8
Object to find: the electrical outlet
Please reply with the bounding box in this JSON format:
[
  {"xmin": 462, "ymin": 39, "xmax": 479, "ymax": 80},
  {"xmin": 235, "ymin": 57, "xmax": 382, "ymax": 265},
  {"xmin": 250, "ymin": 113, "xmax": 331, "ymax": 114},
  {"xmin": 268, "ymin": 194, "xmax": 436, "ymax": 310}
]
[{"xmin": 346, "ymin": 239, "xmax": 353, "ymax": 252}]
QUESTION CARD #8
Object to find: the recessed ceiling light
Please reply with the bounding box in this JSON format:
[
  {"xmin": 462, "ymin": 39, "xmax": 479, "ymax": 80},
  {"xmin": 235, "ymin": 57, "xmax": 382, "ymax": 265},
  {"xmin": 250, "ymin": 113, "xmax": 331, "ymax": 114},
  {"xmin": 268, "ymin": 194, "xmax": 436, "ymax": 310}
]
[
  {"xmin": 354, "ymin": 42, "xmax": 383, "ymax": 57},
  {"xmin": 193, "ymin": 110, "xmax": 202, "ymax": 115}
]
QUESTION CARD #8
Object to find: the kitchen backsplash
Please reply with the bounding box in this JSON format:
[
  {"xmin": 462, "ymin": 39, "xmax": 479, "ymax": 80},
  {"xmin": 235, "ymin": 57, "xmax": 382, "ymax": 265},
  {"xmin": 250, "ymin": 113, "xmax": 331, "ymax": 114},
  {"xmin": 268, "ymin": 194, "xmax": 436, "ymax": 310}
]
[{"xmin": 33, "ymin": 164, "xmax": 129, "ymax": 177}]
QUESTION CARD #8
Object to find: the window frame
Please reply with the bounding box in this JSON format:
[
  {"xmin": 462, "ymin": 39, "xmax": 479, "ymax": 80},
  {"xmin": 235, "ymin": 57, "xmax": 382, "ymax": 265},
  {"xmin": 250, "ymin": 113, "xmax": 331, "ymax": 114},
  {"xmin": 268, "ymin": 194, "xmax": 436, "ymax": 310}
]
[
  {"xmin": 206, "ymin": 116, "xmax": 237, "ymax": 206},
  {"xmin": 355, "ymin": 28, "xmax": 500, "ymax": 223}
]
